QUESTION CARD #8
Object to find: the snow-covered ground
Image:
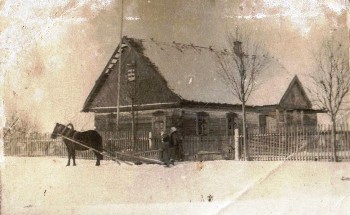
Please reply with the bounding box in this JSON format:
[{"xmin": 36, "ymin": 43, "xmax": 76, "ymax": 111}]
[{"xmin": 1, "ymin": 157, "xmax": 350, "ymax": 215}]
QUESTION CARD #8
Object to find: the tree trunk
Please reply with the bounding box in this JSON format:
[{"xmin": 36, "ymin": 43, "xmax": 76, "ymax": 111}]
[
  {"xmin": 242, "ymin": 100, "xmax": 249, "ymax": 160},
  {"xmin": 331, "ymin": 119, "xmax": 337, "ymax": 162}
]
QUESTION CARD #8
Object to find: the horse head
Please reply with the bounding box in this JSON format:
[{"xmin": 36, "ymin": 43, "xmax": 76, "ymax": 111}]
[
  {"xmin": 51, "ymin": 123, "xmax": 75, "ymax": 139},
  {"xmin": 51, "ymin": 123, "xmax": 64, "ymax": 139}
]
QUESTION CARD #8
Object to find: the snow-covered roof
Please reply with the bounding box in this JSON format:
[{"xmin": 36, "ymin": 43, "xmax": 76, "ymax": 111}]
[
  {"xmin": 83, "ymin": 37, "xmax": 308, "ymax": 112},
  {"xmin": 132, "ymin": 37, "xmax": 294, "ymax": 106}
]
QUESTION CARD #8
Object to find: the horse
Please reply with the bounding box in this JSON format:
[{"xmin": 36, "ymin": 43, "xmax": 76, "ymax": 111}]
[{"xmin": 51, "ymin": 123, "xmax": 103, "ymax": 166}]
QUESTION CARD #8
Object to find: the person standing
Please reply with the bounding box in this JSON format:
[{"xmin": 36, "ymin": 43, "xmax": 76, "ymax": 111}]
[
  {"xmin": 169, "ymin": 127, "xmax": 183, "ymax": 161},
  {"xmin": 161, "ymin": 131, "xmax": 170, "ymax": 167}
]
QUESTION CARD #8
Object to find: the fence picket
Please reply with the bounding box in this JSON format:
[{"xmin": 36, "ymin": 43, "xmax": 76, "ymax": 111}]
[
  {"xmin": 280, "ymin": 131, "xmax": 283, "ymax": 160},
  {"xmin": 285, "ymin": 130, "xmax": 288, "ymax": 160},
  {"xmin": 312, "ymin": 128, "xmax": 315, "ymax": 161},
  {"xmin": 324, "ymin": 125, "xmax": 328, "ymax": 161},
  {"xmin": 258, "ymin": 133, "xmax": 261, "ymax": 161},
  {"xmin": 294, "ymin": 128, "xmax": 297, "ymax": 161},
  {"xmin": 266, "ymin": 133, "xmax": 269, "ymax": 161},
  {"xmin": 296, "ymin": 128, "xmax": 299, "ymax": 161},
  {"xmin": 340, "ymin": 124, "xmax": 343, "ymax": 160},
  {"xmin": 311, "ymin": 128, "xmax": 314, "ymax": 161},
  {"xmin": 345, "ymin": 124, "xmax": 348, "ymax": 161},
  {"xmin": 302, "ymin": 127, "xmax": 306, "ymax": 161},
  {"xmin": 289, "ymin": 128, "xmax": 292, "ymax": 160},
  {"xmin": 317, "ymin": 125, "xmax": 321, "ymax": 161}
]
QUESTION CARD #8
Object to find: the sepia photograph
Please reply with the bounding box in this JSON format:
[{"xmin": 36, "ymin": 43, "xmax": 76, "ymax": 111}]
[{"xmin": 0, "ymin": 0, "xmax": 350, "ymax": 214}]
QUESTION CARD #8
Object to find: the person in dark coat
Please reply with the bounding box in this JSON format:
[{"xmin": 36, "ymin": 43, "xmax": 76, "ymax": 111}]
[
  {"xmin": 169, "ymin": 127, "xmax": 183, "ymax": 161},
  {"xmin": 161, "ymin": 131, "xmax": 171, "ymax": 167}
]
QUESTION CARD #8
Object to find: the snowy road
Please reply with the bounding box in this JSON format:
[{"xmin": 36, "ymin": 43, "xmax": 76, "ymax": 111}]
[{"xmin": 1, "ymin": 157, "xmax": 350, "ymax": 215}]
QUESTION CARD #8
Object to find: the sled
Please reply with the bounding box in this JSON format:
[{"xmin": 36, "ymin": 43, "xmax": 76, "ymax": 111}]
[{"xmin": 114, "ymin": 151, "xmax": 165, "ymax": 165}]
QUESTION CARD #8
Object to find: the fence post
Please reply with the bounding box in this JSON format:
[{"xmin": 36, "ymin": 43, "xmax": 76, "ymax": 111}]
[
  {"xmin": 285, "ymin": 127, "xmax": 288, "ymax": 160},
  {"xmin": 234, "ymin": 128, "xmax": 240, "ymax": 161},
  {"xmin": 148, "ymin": 132, "xmax": 153, "ymax": 150}
]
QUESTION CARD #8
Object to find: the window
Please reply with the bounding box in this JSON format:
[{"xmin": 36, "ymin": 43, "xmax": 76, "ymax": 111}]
[
  {"xmin": 259, "ymin": 114, "xmax": 266, "ymax": 130},
  {"xmin": 152, "ymin": 111, "xmax": 166, "ymax": 135},
  {"xmin": 95, "ymin": 116, "xmax": 106, "ymax": 131},
  {"xmin": 196, "ymin": 112, "xmax": 209, "ymax": 136},
  {"xmin": 292, "ymin": 110, "xmax": 301, "ymax": 126},
  {"xmin": 300, "ymin": 111, "xmax": 304, "ymax": 126},
  {"xmin": 107, "ymin": 114, "xmax": 116, "ymax": 131},
  {"xmin": 226, "ymin": 113, "xmax": 237, "ymax": 136}
]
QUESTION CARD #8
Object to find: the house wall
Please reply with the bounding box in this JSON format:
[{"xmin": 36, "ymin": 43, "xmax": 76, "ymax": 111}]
[
  {"xmin": 94, "ymin": 107, "xmax": 264, "ymax": 137},
  {"xmin": 95, "ymin": 107, "xmax": 318, "ymax": 136},
  {"xmin": 303, "ymin": 112, "xmax": 318, "ymax": 127},
  {"xmin": 257, "ymin": 109, "xmax": 318, "ymax": 132},
  {"xmin": 180, "ymin": 110, "xmax": 228, "ymax": 136}
]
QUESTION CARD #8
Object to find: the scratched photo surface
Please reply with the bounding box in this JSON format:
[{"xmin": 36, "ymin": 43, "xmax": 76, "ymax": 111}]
[{"xmin": 1, "ymin": 1, "xmax": 350, "ymax": 215}]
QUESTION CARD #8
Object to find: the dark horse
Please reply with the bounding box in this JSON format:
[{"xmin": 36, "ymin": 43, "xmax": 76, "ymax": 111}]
[{"xmin": 51, "ymin": 123, "xmax": 103, "ymax": 166}]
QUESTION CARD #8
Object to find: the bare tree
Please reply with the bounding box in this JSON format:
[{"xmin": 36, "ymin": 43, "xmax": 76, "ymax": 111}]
[
  {"xmin": 216, "ymin": 30, "xmax": 270, "ymax": 160},
  {"xmin": 4, "ymin": 111, "xmax": 41, "ymax": 136},
  {"xmin": 310, "ymin": 38, "xmax": 350, "ymax": 162}
]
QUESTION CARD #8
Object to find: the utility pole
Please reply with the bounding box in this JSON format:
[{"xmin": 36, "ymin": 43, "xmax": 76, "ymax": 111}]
[
  {"xmin": 116, "ymin": 0, "xmax": 124, "ymax": 131},
  {"xmin": 127, "ymin": 61, "xmax": 136, "ymax": 151}
]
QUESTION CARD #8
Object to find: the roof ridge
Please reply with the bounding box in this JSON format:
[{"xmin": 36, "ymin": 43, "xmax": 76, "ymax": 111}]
[{"xmin": 125, "ymin": 36, "xmax": 222, "ymax": 52}]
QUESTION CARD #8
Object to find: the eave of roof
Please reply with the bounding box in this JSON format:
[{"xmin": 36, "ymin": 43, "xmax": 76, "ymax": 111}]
[{"xmin": 82, "ymin": 40, "xmax": 125, "ymax": 112}]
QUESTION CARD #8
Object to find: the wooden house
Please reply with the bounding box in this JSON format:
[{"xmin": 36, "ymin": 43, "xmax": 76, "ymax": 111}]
[{"xmin": 82, "ymin": 37, "xmax": 321, "ymax": 138}]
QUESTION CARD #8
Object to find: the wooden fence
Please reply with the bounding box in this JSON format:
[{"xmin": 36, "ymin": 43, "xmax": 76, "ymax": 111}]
[
  {"xmin": 3, "ymin": 131, "xmax": 228, "ymax": 162},
  {"xmin": 182, "ymin": 135, "xmax": 231, "ymax": 161},
  {"xmin": 3, "ymin": 133, "xmax": 101, "ymax": 160},
  {"xmin": 3, "ymin": 125, "xmax": 350, "ymax": 162},
  {"xmin": 242, "ymin": 126, "xmax": 350, "ymax": 161}
]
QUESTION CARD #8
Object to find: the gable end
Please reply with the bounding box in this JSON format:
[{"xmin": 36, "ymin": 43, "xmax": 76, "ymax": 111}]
[{"xmin": 279, "ymin": 76, "xmax": 312, "ymax": 109}]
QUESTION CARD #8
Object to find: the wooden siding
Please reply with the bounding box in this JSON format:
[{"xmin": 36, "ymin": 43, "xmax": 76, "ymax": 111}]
[
  {"xmin": 95, "ymin": 107, "xmax": 318, "ymax": 136},
  {"xmin": 304, "ymin": 113, "xmax": 317, "ymax": 127},
  {"xmin": 256, "ymin": 109, "xmax": 318, "ymax": 132},
  {"xmin": 181, "ymin": 111, "xmax": 198, "ymax": 135},
  {"xmin": 280, "ymin": 80, "xmax": 311, "ymax": 109}
]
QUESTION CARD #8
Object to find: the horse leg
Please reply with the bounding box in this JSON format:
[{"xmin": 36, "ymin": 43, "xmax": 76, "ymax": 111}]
[
  {"xmin": 96, "ymin": 154, "xmax": 101, "ymax": 166},
  {"xmin": 66, "ymin": 149, "xmax": 71, "ymax": 166},
  {"xmin": 72, "ymin": 150, "xmax": 77, "ymax": 166},
  {"xmin": 94, "ymin": 151, "xmax": 101, "ymax": 166}
]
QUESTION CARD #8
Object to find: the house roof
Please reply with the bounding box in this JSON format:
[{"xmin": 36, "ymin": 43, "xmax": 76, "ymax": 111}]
[{"xmin": 83, "ymin": 37, "xmax": 307, "ymax": 112}]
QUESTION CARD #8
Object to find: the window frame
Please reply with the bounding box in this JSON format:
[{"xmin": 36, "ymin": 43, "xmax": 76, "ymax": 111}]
[
  {"xmin": 196, "ymin": 112, "xmax": 209, "ymax": 136},
  {"xmin": 152, "ymin": 111, "xmax": 166, "ymax": 135},
  {"xmin": 226, "ymin": 112, "xmax": 237, "ymax": 136}
]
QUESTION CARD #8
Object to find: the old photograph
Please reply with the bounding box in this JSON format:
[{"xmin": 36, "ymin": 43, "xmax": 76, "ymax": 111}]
[{"xmin": 1, "ymin": 0, "xmax": 350, "ymax": 214}]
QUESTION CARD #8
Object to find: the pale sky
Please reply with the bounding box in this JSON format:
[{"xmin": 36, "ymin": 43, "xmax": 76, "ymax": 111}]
[{"xmin": 0, "ymin": 0, "xmax": 348, "ymax": 132}]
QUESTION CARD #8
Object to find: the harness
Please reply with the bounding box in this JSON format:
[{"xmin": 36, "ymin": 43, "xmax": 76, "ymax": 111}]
[{"xmin": 58, "ymin": 125, "xmax": 78, "ymax": 140}]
